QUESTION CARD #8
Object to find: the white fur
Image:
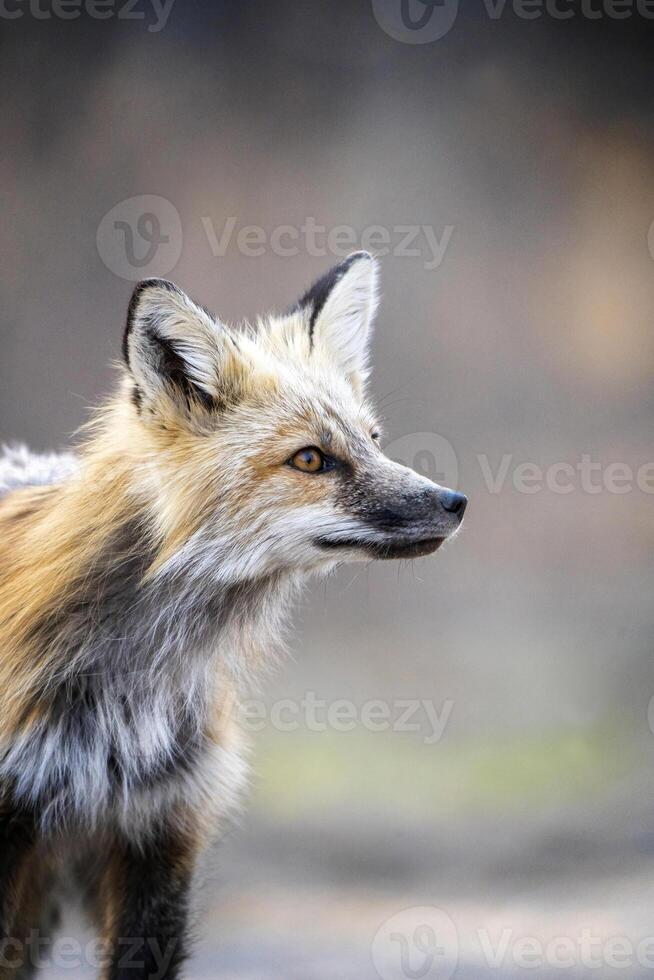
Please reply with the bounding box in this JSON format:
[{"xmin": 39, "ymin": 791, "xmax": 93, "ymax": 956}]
[
  {"xmin": 312, "ymin": 252, "xmax": 379, "ymax": 377},
  {"xmin": 0, "ymin": 444, "xmax": 78, "ymax": 499}
]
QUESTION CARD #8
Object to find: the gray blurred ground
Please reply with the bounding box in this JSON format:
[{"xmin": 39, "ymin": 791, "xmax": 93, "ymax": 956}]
[{"xmin": 44, "ymin": 769, "xmax": 654, "ymax": 978}]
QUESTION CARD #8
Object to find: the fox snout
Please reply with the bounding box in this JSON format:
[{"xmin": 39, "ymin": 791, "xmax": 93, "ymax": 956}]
[
  {"xmin": 356, "ymin": 464, "xmax": 467, "ymax": 559},
  {"xmin": 368, "ymin": 481, "xmax": 467, "ymax": 528},
  {"xmin": 404, "ymin": 483, "xmax": 468, "ymax": 556},
  {"xmin": 436, "ymin": 487, "xmax": 468, "ymax": 518},
  {"xmin": 316, "ymin": 456, "xmax": 467, "ymax": 562}
]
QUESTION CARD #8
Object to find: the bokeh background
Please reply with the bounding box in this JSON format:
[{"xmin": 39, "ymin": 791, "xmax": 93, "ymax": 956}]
[{"xmin": 2, "ymin": 2, "xmax": 654, "ymax": 977}]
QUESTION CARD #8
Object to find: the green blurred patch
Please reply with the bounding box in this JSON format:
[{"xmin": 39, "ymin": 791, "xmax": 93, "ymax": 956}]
[{"xmin": 251, "ymin": 727, "xmax": 629, "ymax": 819}]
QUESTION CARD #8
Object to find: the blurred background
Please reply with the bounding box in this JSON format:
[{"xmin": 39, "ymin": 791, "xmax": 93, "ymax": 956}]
[{"xmin": 2, "ymin": 2, "xmax": 654, "ymax": 977}]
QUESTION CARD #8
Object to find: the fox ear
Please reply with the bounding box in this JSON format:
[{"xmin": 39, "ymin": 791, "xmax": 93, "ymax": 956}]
[
  {"xmin": 123, "ymin": 279, "xmax": 239, "ymax": 416},
  {"xmin": 298, "ymin": 252, "xmax": 379, "ymax": 379}
]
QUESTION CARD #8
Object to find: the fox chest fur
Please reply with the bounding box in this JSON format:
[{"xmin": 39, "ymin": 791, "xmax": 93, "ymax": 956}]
[{"xmin": 0, "ymin": 450, "xmax": 266, "ymax": 833}]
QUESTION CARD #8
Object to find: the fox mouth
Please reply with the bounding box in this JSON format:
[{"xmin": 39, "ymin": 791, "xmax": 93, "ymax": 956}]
[{"xmin": 314, "ymin": 535, "xmax": 446, "ymax": 560}]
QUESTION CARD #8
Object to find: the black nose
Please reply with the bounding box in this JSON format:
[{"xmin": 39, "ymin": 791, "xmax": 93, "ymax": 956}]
[{"xmin": 438, "ymin": 489, "xmax": 468, "ymax": 519}]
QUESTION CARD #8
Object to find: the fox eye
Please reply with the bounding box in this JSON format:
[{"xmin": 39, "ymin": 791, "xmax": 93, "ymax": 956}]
[
  {"xmin": 288, "ymin": 447, "xmax": 332, "ymax": 473},
  {"xmin": 371, "ymin": 431, "xmax": 381, "ymax": 441}
]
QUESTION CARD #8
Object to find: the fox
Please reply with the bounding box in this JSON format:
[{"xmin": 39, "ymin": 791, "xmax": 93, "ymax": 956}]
[{"xmin": 0, "ymin": 252, "xmax": 467, "ymax": 980}]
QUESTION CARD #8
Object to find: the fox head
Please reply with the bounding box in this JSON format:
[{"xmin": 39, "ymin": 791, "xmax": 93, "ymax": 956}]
[{"xmin": 120, "ymin": 252, "xmax": 466, "ymax": 584}]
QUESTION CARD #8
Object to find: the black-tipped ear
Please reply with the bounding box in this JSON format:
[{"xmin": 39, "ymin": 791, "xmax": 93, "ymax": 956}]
[
  {"xmin": 295, "ymin": 251, "xmax": 379, "ymax": 377},
  {"xmin": 123, "ymin": 279, "xmax": 230, "ymax": 414},
  {"xmin": 123, "ymin": 278, "xmax": 179, "ymax": 365}
]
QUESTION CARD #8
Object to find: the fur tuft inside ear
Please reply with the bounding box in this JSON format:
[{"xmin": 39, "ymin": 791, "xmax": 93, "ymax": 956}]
[
  {"xmin": 123, "ymin": 279, "xmax": 236, "ymax": 414},
  {"xmin": 298, "ymin": 252, "xmax": 379, "ymax": 378}
]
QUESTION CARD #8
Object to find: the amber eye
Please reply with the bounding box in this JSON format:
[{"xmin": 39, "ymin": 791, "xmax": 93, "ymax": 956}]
[{"xmin": 289, "ymin": 447, "xmax": 329, "ymax": 473}]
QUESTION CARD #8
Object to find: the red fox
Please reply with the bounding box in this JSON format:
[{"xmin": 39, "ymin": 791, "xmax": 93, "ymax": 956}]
[{"xmin": 0, "ymin": 253, "xmax": 466, "ymax": 979}]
